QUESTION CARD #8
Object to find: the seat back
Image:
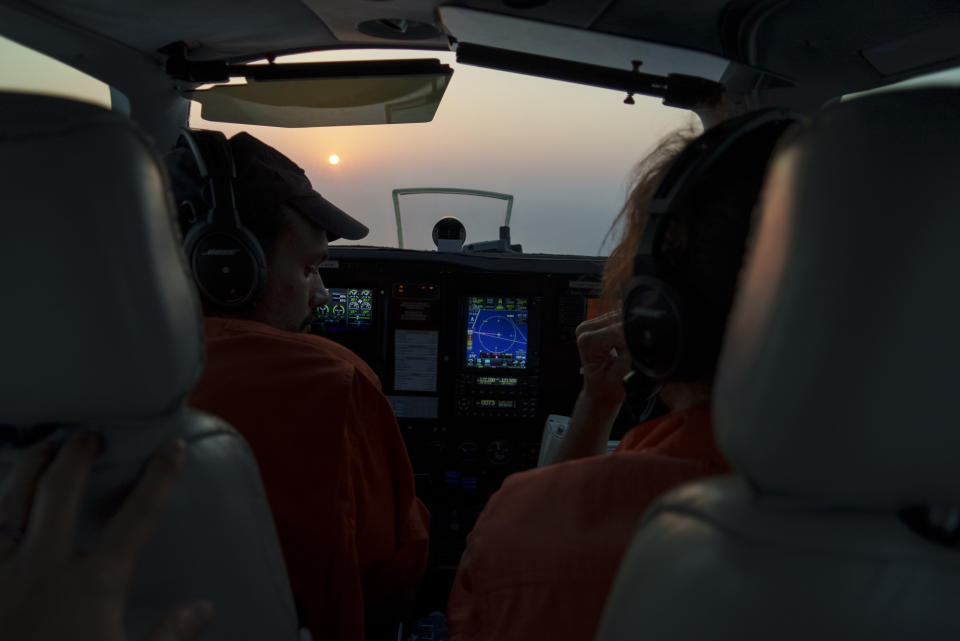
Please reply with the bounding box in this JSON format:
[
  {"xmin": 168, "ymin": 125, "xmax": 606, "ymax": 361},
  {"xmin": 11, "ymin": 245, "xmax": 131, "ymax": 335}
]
[
  {"xmin": 0, "ymin": 92, "xmax": 297, "ymax": 640},
  {"xmin": 596, "ymin": 90, "xmax": 960, "ymax": 640}
]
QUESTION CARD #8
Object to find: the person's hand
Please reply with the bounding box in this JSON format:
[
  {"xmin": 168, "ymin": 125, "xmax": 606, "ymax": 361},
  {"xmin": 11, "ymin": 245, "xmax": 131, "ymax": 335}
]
[
  {"xmin": 0, "ymin": 434, "xmax": 215, "ymax": 641},
  {"xmin": 575, "ymin": 310, "xmax": 632, "ymax": 409}
]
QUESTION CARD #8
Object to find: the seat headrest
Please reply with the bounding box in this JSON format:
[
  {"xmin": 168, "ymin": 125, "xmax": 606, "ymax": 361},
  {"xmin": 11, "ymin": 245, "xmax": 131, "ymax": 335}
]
[
  {"xmin": 0, "ymin": 92, "xmax": 204, "ymax": 426},
  {"xmin": 715, "ymin": 88, "xmax": 960, "ymax": 508}
]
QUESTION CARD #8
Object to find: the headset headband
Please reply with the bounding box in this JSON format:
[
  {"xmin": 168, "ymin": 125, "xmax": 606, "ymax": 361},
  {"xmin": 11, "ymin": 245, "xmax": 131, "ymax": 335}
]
[
  {"xmin": 179, "ymin": 129, "xmax": 267, "ymax": 311},
  {"xmin": 622, "ymin": 108, "xmax": 800, "ymax": 392},
  {"xmin": 648, "ymin": 109, "xmax": 797, "ymax": 216},
  {"xmin": 635, "ymin": 109, "xmax": 798, "ymax": 275},
  {"xmin": 178, "ymin": 129, "xmax": 241, "ymax": 230}
]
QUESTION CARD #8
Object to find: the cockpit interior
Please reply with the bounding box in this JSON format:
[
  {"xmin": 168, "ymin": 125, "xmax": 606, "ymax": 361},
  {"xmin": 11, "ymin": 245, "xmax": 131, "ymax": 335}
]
[{"xmin": 2, "ymin": 0, "xmax": 960, "ymax": 639}]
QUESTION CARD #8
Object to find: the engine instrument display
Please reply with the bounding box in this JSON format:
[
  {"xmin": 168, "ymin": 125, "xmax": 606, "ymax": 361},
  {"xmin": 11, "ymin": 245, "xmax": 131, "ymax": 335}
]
[
  {"xmin": 465, "ymin": 296, "xmax": 528, "ymax": 369},
  {"xmin": 316, "ymin": 288, "xmax": 374, "ymax": 331}
]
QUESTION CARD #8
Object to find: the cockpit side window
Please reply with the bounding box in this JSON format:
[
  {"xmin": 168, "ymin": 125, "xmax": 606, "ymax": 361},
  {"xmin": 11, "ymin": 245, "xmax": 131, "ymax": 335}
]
[
  {"xmin": 838, "ymin": 64, "xmax": 960, "ymax": 104},
  {"xmin": 0, "ymin": 35, "xmax": 122, "ymax": 111}
]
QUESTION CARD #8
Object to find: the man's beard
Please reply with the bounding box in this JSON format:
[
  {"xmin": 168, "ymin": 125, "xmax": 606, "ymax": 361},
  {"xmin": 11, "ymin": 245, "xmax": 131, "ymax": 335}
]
[{"xmin": 299, "ymin": 313, "xmax": 314, "ymax": 332}]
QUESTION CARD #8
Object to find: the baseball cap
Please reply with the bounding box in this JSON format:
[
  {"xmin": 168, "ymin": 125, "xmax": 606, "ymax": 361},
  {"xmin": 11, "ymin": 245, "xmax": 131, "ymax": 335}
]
[{"xmin": 166, "ymin": 131, "xmax": 368, "ymax": 242}]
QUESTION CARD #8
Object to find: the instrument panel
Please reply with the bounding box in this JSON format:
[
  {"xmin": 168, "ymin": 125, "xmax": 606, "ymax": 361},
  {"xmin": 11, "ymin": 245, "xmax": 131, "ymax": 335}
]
[{"xmin": 318, "ymin": 246, "xmax": 604, "ymax": 599}]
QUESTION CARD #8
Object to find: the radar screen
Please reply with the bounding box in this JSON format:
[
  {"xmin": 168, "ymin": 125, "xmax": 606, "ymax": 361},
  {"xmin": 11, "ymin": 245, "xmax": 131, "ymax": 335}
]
[
  {"xmin": 315, "ymin": 288, "xmax": 373, "ymax": 331},
  {"xmin": 465, "ymin": 296, "xmax": 528, "ymax": 369}
]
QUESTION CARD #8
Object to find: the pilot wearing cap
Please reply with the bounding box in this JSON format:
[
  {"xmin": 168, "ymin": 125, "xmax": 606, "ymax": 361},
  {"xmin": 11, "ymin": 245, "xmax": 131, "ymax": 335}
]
[{"xmin": 167, "ymin": 132, "xmax": 429, "ymax": 641}]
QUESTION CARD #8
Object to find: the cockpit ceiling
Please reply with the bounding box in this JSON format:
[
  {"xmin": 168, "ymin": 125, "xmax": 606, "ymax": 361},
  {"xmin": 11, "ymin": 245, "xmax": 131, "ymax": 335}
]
[
  {"xmin": 7, "ymin": 0, "xmax": 960, "ymax": 95},
  {"xmin": 0, "ymin": 0, "xmax": 741, "ymax": 62},
  {"xmin": 3, "ymin": 0, "xmax": 616, "ymax": 61}
]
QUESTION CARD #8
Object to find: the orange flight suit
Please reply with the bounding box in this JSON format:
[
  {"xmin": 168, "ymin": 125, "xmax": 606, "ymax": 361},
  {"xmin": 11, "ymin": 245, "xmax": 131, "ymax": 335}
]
[
  {"xmin": 447, "ymin": 404, "xmax": 726, "ymax": 641},
  {"xmin": 190, "ymin": 317, "xmax": 429, "ymax": 641}
]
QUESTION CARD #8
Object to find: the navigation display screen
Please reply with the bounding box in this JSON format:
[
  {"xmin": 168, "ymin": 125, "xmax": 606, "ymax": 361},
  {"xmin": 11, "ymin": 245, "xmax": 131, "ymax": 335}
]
[
  {"xmin": 465, "ymin": 296, "xmax": 529, "ymax": 369},
  {"xmin": 316, "ymin": 288, "xmax": 373, "ymax": 331}
]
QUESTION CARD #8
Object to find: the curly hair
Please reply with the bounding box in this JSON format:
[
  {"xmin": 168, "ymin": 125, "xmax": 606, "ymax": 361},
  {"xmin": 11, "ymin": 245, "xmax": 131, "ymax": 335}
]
[
  {"xmin": 600, "ymin": 128, "xmax": 698, "ymax": 303},
  {"xmin": 600, "ymin": 114, "xmax": 791, "ymax": 379}
]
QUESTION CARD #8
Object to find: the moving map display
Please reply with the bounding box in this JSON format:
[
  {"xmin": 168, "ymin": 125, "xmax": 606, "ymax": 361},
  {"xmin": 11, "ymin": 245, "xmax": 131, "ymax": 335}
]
[
  {"xmin": 465, "ymin": 297, "xmax": 529, "ymax": 369},
  {"xmin": 316, "ymin": 288, "xmax": 373, "ymax": 331}
]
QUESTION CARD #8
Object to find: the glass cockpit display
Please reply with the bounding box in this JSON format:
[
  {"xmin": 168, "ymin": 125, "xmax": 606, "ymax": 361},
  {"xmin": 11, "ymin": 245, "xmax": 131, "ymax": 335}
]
[
  {"xmin": 465, "ymin": 297, "xmax": 529, "ymax": 369},
  {"xmin": 316, "ymin": 288, "xmax": 373, "ymax": 331}
]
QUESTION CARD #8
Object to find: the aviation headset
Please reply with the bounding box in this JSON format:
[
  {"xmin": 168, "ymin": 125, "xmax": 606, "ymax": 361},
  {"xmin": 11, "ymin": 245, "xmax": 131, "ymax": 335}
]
[
  {"xmin": 178, "ymin": 129, "xmax": 267, "ymax": 311},
  {"xmin": 621, "ymin": 109, "xmax": 800, "ymax": 391}
]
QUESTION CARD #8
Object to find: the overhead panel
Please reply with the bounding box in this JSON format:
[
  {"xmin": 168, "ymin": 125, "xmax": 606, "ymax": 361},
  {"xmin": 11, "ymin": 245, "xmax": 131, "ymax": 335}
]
[
  {"xmin": 862, "ymin": 21, "xmax": 960, "ymax": 77},
  {"xmin": 591, "ymin": 0, "xmax": 733, "ymax": 55},
  {"xmin": 457, "ymin": 0, "xmax": 610, "ymax": 27},
  {"xmin": 300, "ymin": 0, "xmax": 449, "ymax": 47},
  {"xmin": 747, "ymin": 0, "xmax": 960, "ymax": 107}
]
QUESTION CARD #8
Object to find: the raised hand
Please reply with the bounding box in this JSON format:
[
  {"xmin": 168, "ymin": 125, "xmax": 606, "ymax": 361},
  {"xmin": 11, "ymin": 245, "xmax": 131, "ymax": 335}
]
[{"xmin": 575, "ymin": 310, "xmax": 632, "ymax": 408}]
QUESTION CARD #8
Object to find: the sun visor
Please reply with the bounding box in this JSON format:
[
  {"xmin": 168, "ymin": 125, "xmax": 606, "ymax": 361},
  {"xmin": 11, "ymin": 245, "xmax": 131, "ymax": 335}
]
[
  {"xmin": 189, "ymin": 64, "xmax": 452, "ymax": 127},
  {"xmin": 437, "ymin": 7, "xmax": 793, "ymax": 106},
  {"xmin": 439, "ymin": 6, "xmax": 729, "ymax": 81}
]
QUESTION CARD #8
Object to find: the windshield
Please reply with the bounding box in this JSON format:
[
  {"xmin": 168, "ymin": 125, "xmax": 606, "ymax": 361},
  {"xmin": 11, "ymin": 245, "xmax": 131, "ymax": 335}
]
[{"xmin": 190, "ymin": 49, "xmax": 696, "ymax": 255}]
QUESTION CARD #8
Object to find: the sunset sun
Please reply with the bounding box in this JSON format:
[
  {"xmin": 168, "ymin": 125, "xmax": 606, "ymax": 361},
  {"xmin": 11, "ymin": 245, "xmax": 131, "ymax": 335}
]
[{"xmin": 328, "ymin": 154, "xmax": 340, "ymax": 165}]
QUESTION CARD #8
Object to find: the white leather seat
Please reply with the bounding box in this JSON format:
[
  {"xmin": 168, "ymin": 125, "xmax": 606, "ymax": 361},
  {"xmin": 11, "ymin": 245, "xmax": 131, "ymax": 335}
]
[
  {"xmin": 0, "ymin": 92, "xmax": 298, "ymax": 640},
  {"xmin": 596, "ymin": 89, "xmax": 960, "ymax": 641}
]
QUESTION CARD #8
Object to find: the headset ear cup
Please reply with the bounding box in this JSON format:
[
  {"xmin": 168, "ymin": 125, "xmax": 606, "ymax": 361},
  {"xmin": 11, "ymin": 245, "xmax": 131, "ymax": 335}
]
[
  {"xmin": 622, "ymin": 274, "xmax": 689, "ymax": 382},
  {"xmin": 621, "ymin": 110, "xmax": 800, "ymax": 388},
  {"xmin": 183, "ymin": 222, "xmax": 266, "ymax": 310}
]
